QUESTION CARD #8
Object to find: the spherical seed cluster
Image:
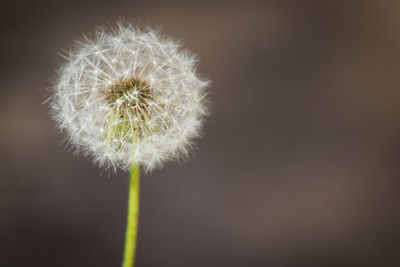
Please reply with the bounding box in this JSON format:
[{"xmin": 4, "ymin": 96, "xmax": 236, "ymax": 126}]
[{"xmin": 51, "ymin": 24, "xmax": 209, "ymax": 171}]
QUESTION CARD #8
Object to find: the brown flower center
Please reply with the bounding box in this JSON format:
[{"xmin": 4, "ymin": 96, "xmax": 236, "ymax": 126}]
[{"xmin": 104, "ymin": 77, "xmax": 154, "ymax": 119}]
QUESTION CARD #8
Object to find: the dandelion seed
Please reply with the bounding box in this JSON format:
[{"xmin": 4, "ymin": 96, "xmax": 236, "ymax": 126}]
[{"xmin": 50, "ymin": 23, "xmax": 209, "ymax": 172}]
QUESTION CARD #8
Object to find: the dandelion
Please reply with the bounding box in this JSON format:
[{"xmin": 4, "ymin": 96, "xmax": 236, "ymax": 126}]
[
  {"xmin": 50, "ymin": 23, "xmax": 209, "ymax": 267},
  {"xmin": 51, "ymin": 23, "xmax": 208, "ymax": 172}
]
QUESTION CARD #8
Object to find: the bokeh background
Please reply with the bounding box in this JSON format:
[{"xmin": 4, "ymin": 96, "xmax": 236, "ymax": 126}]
[{"xmin": 1, "ymin": 1, "xmax": 400, "ymax": 266}]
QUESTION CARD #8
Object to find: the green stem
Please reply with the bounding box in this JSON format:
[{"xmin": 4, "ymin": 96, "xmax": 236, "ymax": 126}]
[{"xmin": 122, "ymin": 164, "xmax": 140, "ymax": 267}]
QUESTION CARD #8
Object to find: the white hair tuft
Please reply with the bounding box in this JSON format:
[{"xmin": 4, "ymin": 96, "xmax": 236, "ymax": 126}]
[{"xmin": 50, "ymin": 23, "xmax": 209, "ymax": 172}]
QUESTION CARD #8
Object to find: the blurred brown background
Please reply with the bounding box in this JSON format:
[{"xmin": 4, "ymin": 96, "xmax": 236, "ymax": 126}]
[{"xmin": 1, "ymin": 0, "xmax": 400, "ymax": 266}]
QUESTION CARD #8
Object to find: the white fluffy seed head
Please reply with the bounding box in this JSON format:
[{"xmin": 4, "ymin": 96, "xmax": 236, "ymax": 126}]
[{"xmin": 50, "ymin": 23, "xmax": 209, "ymax": 172}]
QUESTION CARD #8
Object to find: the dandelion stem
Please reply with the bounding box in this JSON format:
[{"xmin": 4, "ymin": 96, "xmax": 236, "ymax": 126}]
[{"xmin": 122, "ymin": 164, "xmax": 140, "ymax": 267}]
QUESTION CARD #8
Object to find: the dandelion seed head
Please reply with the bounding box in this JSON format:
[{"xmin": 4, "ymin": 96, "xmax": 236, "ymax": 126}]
[{"xmin": 51, "ymin": 23, "xmax": 209, "ymax": 172}]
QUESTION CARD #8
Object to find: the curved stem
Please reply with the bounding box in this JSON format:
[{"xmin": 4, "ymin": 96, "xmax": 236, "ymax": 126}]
[{"xmin": 122, "ymin": 164, "xmax": 140, "ymax": 267}]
